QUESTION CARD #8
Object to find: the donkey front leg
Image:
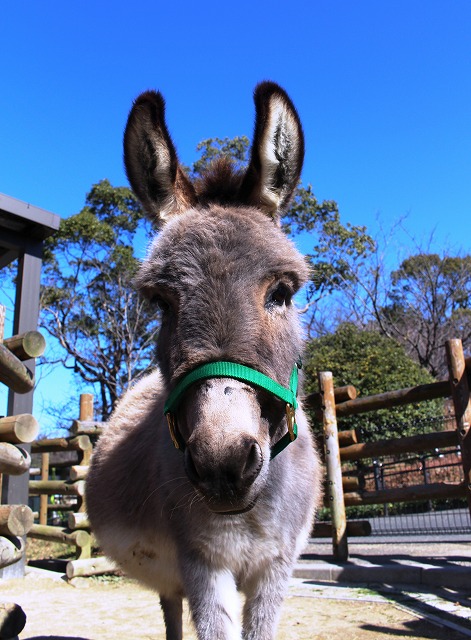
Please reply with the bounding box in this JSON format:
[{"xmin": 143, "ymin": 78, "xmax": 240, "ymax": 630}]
[
  {"xmin": 242, "ymin": 559, "xmax": 293, "ymax": 640},
  {"xmin": 182, "ymin": 562, "xmax": 242, "ymax": 640},
  {"xmin": 160, "ymin": 594, "xmax": 183, "ymax": 640}
]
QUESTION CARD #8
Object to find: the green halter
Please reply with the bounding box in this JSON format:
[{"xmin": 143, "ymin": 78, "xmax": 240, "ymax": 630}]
[{"xmin": 164, "ymin": 361, "xmax": 301, "ymax": 459}]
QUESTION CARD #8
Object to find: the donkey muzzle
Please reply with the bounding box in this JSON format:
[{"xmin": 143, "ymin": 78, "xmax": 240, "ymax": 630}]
[{"xmin": 185, "ymin": 434, "xmax": 263, "ymax": 514}]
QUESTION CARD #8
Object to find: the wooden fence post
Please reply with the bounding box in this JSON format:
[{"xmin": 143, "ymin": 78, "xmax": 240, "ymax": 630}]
[
  {"xmin": 79, "ymin": 394, "xmax": 94, "ymax": 422},
  {"xmin": 318, "ymin": 371, "xmax": 348, "ymax": 561},
  {"xmin": 39, "ymin": 452, "xmax": 49, "ymax": 525},
  {"xmin": 445, "ymin": 339, "xmax": 471, "ymax": 514},
  {"xmin": 78, "ymin": 394, "xmax": 94, "ymax": 469}
]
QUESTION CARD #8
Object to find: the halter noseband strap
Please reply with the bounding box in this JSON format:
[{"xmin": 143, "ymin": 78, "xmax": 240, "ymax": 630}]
[{"xmin": 164, "ymin": 361, "xmax": 301, "ymax": 459}]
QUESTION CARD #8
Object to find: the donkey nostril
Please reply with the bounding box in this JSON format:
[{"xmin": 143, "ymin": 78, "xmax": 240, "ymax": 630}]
[
  {"xmin": 185, "ymin": 448, "xmax": 205, "ymax": 483},
  {"xmin": 242, "ymin": 442, "xmax": 262, "ymax": 482}
]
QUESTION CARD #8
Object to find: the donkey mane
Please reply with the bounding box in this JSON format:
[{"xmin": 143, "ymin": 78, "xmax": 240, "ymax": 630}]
[{"xmin": 193, "ymin": 157, "xmax": 245, "ymax": 206}]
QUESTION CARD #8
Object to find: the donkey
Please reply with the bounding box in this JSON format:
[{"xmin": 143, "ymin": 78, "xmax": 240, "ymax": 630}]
[{"xmin": 86, "ymin": 81, "xmax": 322, "ymax": 640}]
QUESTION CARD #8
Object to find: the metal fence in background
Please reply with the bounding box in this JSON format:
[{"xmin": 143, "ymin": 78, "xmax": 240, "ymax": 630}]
[{"xmin": 346, "ymin": 415, "xmax": 471, "ymax": 537}]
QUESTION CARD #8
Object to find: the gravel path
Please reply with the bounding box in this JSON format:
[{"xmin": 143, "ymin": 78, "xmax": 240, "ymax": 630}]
[{"xmin": 1, "ymin": 569, "xmax": 470, "ymax": 639}]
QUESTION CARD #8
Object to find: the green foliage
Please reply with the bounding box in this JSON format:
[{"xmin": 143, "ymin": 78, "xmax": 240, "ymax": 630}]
[
  {"xmin": 190, "ymin": 137, "xmax": 375, "ymax": 310},
  {"xmin": 303, "ymin": 323, "xmax": 443, "ymax": 441},
  {"xmin": 190, "ymin": 136, "xmax": 250, "ymax": 179},
  {"xmin": 41, "ymin": 179, "xmax": 159, "ymax": 421},
  {"xmin": 282, "ymin": 184, "xmax": 375, "ymax": 303}
]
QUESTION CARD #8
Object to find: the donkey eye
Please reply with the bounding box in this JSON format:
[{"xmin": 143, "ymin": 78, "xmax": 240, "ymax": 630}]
[{"xmin": 265, "ymin": 283, "xmax": 292, "ymax": 309}]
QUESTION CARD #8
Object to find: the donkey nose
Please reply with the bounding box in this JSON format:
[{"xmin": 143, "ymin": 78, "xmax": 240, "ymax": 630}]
[{"xmin": 185, "ymin": 437, "xmax": 262, "ymax": 489}]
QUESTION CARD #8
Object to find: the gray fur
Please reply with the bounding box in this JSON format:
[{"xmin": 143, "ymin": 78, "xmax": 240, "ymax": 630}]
[{"xmin": 86, "ymin": 82, "xmax": 322, "ymax": 640}]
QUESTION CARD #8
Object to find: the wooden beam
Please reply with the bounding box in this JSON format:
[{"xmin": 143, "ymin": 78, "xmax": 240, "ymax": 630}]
[
  {"xmin": 318, "ymin": 371, "xmax": 348, "ymax": 561},
  {"xmin": 446, "ymin": 338, "xmax": 471, "ymax": 514},
  {"xmin": 29, "ymin": 480, "xmax": 85, "ymax": 497},
  {"xmin": 68, "ymin": 512, "xmax": 90, "ymax": 530},
  {"xmin": 69, "ymin": 465, "xmax": 89, "ymax": 481},
  {"xmin": 66, "ymin": 556, "xmax": 117, "ymax": 579},
  {"xmin": 39, "ymin": 452, "xmax": 49, "ymax": 526},
  {"xmin": 0, "ymin": 505, "xmax": 34, "ymax": 536},
  {"xmin": 0, "ymin": 414, "xmax": 39, "ymax": 444},
  {"xmin": 312, "ymin": 520, "xmax": 371, "ymax": 538},
  {"xmin": 338, "ymin": 429, "xmax": 358, "ymax": 447},
  {"xmin": 304, "ymin": 384, "xmax": 357, "ymax": 410},
  {"xmin": 31, "ymin": 435, "xmax": 92, "ymax": 453},
  {"xmin": 0, "ymin": 535, "xmax": 25, "ymax": 569},
  {"xmin": 0, "ymin": 343, "xmax": 34, "ymax": 393},
  {"xmin": 70, "ymin": 420, "xmax": 103, "ymax": 436},
  {"xmin": 28, "ymin": 524, "xmax": 90, "ymax": 548},
  {"xmin": 3, "ymin": 331, "xmax": 46, "ymax": 360},
  {"xmin": 344, "ymin": 482, "xmax": 465, "ymax": 506},
  {"xmin": 335, "ymin": 379, "xmax": 450, "ymax": 417},
  {"xmin": 0, "ymin": 443, "xmax": 31, "ymax": 475},
  {"xmin": 340, "ymin": 429, "xmax": 458, "ymax": 462}
]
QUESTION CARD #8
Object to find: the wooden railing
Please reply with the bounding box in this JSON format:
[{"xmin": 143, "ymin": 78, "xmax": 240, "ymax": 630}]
[{"xmin": 307, "ymin": 338, "xmax": 471, "ymax": 561}]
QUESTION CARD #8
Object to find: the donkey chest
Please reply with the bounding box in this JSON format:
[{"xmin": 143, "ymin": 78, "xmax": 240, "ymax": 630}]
[{"xmin": 189, "ymin": 515, "xmax": 282, "ymax": 576}]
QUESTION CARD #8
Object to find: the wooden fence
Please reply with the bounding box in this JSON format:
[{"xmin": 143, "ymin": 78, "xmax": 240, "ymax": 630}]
[
  {"xmin": 304, "ymin": 337, "xmax": 471, "ymax": 561},
  {"xmin": 0, "ymin": 305, "xmax": 43, "ymax": 635},
  {"xmin": 27, "ymin": 394, "xmax": 117, "ymax": 578},
  {"xmin": 0, "ymin": 305, "xmax": 41, "ymax": 572},
  {"xmin": 28, "ymin": 394, "xmax": 96, "ymax": 563},
  {"xmin": 25, "ymin": 337, "xmax": 471, "ymax": 575}
]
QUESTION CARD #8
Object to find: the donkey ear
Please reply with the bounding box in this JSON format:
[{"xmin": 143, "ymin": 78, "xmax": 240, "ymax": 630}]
[
  {"xmin": 123, "ymin": 91, "xmax": 197, "ymax": 223},
  {"xmin": 240, "ymin": 82, "xmax": 304, "ymax": 219}
]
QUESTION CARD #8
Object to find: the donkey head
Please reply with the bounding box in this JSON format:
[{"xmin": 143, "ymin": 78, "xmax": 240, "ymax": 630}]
[{"xmin": 124, "ymin": 82, "xmax": 309, "ymax": 514}]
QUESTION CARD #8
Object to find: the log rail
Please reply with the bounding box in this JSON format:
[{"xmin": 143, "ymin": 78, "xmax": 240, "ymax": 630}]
[
  {"xmin": 317, "ymin": 338, "xmax": 471, "ymax": 558},
  {"xmin": 0, "ymin": 306, "xmax": 42, "ymax": 574},
  {"xmin": 27, "ymin": 394, "xmax": 95, "ymax": 561}
]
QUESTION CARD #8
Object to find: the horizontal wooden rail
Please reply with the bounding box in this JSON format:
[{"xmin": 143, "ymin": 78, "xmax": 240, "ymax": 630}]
[
  {"xmin": 66, "ymin": 556, "xmax": 117, "ymax": 579},
  {"xmin": 344, "ymin": 481, "xmax": 465, "ymax": 506},
  {"xmin": 31, "ymin": 435, "xmax": 92, "ymax": 454},
  {"xmin": 29, "ymin": 480, "xmax": 85, "ymax": 497},
  {"xmin": 70, "ymin": 420, "xmax": 104, "ymax": 436},
  {"xmin": 3, "ymin": 331, "xmax": 46, "ymax": 360},
  {"xmin": 323, "ymin": 474, "xmax": 364, "ymax": 493},
  {"xmin": 335, "ymin": 380, "xmax": 450, "ymax": 417},
  {"xmin": 0, "ymin": 443, "xmax": 31, "ymax": 475},
  {"xmin": 312, "ymin": 520, "xmax": 371, "ymax": 538},
  {"xmin": 0, "ymin": 414, "xmax": 39, "ymax": 444},
  {"xmin": 69, "ymin": 465, "xmax": 88, "ymax": 481},
  {"xmin": 28, "ymin": 525, "xmax": 91, "ymax": 558},
  {"xmin": 304, "ymin": 384, "xmax": 357, "ymax": 410},
  {"xmin": 68, "ymin": 512, "xmax": 90, "ymax": 530},
  {"xmin": 340, "ymin": 429, "xmax": 458, "ymax": 462},
  {"xmin": 338, "ymin": 429, "xmax": 358, "ymax": 447},
  {"xmin": 0, "ymin": 535, "xmax": 25, "ymax": 569},
  {"xmin": 0, "ymin": 342, "xmax": 34, "ymax": 393},
  {"xmin": 0, "ymin": 505, "xmax": 34, "ymax": 536},
  {"xmin": 46, "ymin": 503, "xmax": 76, "ymax": 512}
]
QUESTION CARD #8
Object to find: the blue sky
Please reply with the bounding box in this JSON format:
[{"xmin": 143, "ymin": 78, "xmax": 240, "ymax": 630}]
[{"xmin": 1, "ymin": 1, "xmax": 471, "ymax": 433}]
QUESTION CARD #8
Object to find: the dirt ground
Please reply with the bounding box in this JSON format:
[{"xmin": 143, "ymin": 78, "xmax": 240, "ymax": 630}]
[{"xmin": 1, "ymin": 570, "xmax": 469, "ymax": 640}]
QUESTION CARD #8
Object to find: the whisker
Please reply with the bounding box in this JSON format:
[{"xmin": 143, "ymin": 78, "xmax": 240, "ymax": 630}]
[{"xmin": 142, "ymin": 475, "xmax": 188, "ymax": 508}]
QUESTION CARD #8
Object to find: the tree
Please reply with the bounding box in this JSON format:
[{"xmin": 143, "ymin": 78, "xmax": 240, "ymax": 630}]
[
  {"xmin": 303, "ymin": 323, "xmax": 443, "ymax": 441},
  {"xmin": 38, "ymin": 137, "xmax": 374, "ymax": 423},
  {"xmin": 188, "ymin": 136, "xmax": 375, "ymax": 337},
  {"xmin": 40, "ymin": 179, "xmax": 159, "ymax": 421},
  {"xmin": 380, "ymin": 254, "xmax": 471, "ymax": 377},
  {"xmin": 189, "ymin": 136, "xmax": 250, "ymax": 179}
]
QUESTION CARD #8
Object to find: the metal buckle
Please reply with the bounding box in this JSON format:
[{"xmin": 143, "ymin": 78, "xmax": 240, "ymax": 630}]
[
  {"xmin": 285, "ymin": 404, "xmax": 296, "ymax": 441},
  {"xmin": 166, "ymin": 413, "xmax": 181, "ymax": 450}
]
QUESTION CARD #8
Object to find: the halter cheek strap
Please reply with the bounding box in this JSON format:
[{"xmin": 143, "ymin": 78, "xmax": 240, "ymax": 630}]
[{"xmin": 163, "ymin": 360, "xmax": 301, "ymax": 459}]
